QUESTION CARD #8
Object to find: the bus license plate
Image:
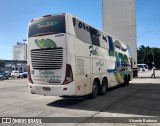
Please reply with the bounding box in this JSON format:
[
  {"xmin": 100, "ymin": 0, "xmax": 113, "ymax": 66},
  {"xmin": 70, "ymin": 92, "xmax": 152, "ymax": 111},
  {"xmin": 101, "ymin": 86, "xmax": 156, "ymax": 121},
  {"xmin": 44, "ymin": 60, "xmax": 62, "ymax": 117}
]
[{"xmin": 43, "ymin": 87, "xmax": 51, "ymax": 91}]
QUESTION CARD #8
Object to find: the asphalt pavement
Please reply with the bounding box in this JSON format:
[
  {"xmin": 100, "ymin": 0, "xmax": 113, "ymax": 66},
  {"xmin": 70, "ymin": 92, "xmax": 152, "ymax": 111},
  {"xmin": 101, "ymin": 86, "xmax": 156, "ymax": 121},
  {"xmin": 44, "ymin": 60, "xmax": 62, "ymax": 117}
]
[{"xmin": 0, "ymin": 71, "xmax": 160, "ymax": 126}]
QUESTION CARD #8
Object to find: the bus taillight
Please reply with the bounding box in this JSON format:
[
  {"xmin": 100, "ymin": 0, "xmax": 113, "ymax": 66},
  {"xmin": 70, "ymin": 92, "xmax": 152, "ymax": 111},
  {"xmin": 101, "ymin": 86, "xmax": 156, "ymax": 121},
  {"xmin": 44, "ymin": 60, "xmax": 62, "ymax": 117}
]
[
  {"xmin": 28, "ymin": 65, "xmax": 33, "ymax": 84},
  {"xmin": 63, "ymin": 64, "xmax": 73, "ymax": 85}
]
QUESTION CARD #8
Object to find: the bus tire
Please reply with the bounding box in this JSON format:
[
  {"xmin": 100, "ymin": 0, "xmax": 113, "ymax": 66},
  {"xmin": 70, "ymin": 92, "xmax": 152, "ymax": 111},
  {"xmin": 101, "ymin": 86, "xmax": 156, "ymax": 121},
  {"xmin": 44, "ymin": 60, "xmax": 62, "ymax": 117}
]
[
  {"xmin": 123, "ymin": 75, "xmax": 129, "ymax": 86},
  {"xmin": 126, "ymin": 75, "xmax": 129, "ymax": 86},
  {"xmin": 89, "ymin": 80, "xmax": 98, "ymax": 99},
  {"xmin": 99, "ymin": 79, "xmax": 107, "ymax": 95},
  {"xmin": 122, "ymin": 76, "xmax": 127, "ymax": 87}
]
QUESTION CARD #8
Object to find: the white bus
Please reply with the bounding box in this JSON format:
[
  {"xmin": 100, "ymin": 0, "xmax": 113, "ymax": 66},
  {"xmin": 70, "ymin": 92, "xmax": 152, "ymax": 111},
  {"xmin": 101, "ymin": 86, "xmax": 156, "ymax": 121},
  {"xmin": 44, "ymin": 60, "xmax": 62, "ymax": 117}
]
[{"xmin": 28, "ymin": 13, "xmax": 133, "ymax": 98}]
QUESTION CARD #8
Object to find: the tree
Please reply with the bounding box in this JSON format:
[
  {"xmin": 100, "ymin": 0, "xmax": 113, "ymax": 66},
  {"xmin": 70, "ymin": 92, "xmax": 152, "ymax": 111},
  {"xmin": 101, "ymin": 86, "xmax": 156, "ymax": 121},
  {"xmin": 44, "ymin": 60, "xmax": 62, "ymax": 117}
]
[
  {"xmin": 137, "ymin": 45, "xmax": 160, "ymax": 69},
  {"xmin": 152, "ymin": 48, "xmax": 160, "ymax": 68}
]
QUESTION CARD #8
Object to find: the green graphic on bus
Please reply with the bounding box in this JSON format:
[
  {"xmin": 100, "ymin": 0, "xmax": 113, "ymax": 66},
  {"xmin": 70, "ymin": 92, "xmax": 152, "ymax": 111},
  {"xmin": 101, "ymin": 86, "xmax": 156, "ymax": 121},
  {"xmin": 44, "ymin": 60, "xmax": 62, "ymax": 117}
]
[{"xmin": 35, "ymin": 39, "xmax": 57, "ymax": 48}]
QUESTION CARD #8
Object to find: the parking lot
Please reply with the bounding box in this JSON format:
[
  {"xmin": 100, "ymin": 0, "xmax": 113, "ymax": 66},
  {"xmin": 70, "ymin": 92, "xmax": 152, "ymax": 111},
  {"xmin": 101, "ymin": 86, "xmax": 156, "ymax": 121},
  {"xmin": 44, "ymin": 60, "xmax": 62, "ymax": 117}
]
[{"xmin": 0, "ymin": 71, "xmax": 160, "ymax": 126}]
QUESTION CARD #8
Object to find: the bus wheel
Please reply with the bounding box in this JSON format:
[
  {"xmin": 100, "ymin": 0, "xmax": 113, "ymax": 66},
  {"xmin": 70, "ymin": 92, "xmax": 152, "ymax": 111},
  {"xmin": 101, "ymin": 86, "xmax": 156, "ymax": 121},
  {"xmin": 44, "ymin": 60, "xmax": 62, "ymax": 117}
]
[
  {"xmin": 122, "ymin": 76, "xmax": 127, "ymax": 87},
  {"xmin": 89, "ymin": 81, "xmax": 98, "ymax": 99},
  {"xmin": 126, "ymin": 75, "xmax": 129, "ymax": 86},
  {"xmin": 123, "ymin": 75, "xmax": 129, "ymax": 86},
  {"xmin": 99, "ymin": 79, "xmax": 107, "ymax": 95}
]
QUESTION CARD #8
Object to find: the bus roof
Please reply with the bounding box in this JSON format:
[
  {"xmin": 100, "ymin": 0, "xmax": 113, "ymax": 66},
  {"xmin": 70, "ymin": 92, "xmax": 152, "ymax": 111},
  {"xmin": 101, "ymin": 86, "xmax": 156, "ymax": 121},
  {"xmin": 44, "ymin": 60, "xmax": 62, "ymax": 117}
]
[{"xmin": 30, "ymin": 13, "xmax": 129, "ymax": 47}]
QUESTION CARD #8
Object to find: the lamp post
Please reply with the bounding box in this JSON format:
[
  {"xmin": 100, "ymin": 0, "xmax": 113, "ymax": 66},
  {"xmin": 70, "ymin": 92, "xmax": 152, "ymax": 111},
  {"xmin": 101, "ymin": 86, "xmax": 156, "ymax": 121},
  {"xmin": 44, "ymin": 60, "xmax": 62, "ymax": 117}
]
[{"xmin": 23, "ymin": 39, "xmax": 27, "ymax": 61}]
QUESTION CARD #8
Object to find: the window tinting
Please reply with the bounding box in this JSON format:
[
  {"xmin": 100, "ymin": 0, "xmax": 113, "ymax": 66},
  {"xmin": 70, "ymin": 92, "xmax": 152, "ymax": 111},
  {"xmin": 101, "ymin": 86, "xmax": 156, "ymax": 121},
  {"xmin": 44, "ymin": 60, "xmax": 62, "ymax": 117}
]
[{"xmin": 28, "ymin": 15, "xmax": 66, "ymax": 37}]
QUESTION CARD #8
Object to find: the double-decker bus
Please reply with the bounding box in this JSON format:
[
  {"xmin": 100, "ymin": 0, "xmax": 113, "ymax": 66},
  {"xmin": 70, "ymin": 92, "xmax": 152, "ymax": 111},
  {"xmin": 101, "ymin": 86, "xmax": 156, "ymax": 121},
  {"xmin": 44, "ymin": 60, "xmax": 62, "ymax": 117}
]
[{"xmin": 27, "ymin": 13, "xmax": 133, "ymax": 98}]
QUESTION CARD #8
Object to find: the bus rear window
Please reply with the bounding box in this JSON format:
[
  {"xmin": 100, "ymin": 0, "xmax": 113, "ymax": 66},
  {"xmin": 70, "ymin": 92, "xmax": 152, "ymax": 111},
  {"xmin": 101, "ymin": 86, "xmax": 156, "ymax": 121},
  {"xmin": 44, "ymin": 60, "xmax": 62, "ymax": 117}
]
[{"xmin": 28, "ymin": 15, "xmax": 66, "ymax": 37}]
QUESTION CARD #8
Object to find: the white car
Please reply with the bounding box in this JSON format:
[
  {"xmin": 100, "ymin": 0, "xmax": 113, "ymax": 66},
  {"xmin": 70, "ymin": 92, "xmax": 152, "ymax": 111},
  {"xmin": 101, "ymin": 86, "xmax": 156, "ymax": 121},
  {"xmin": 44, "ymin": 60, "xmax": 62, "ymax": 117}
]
[
  {"xmin": 11, "ymin": 71, "xmax": 20, "ymax": 78},
  {"xmin": 19, "ymin": 71, "xmax": 25, "ymax": 78},
  {"xmin": 0, "ymin": 74, "xmax": 3, "ymax": 80},
  {"xmin": 23, "ymin": 71, "xmax": 28, "ymax": 78},
  {"xmin": 138, "ymin": 64, "xmax": 149, "ymax": 72}
]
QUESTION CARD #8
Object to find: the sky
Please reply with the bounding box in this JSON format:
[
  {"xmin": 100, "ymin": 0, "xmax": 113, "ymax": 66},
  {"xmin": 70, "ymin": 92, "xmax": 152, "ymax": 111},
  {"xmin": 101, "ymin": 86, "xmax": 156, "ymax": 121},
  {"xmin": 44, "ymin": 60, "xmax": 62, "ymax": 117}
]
[{"xmin": 0, "ymin": 0, "xmax": 160, "ymax": 60}]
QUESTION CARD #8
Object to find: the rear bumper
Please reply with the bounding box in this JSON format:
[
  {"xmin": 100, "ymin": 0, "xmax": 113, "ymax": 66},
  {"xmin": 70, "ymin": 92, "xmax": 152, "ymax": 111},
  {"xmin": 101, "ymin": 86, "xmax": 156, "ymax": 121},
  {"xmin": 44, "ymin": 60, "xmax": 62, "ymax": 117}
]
[{"xmin": 28, "ymin": 82, "xmax": 75, "ymax": 96}]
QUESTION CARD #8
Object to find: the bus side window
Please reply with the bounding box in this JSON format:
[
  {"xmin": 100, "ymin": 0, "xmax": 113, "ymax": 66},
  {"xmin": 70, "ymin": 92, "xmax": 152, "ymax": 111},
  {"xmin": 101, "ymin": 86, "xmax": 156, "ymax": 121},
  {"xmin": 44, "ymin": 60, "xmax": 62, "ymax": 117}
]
[{"xmin": 90, "ymin": 27, "xmax": 100, "ymax": 47}]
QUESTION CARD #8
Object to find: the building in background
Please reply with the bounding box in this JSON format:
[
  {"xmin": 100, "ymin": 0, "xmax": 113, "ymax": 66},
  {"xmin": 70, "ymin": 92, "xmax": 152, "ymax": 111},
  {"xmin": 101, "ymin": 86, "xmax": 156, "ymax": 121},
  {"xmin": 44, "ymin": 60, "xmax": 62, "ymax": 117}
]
[
  {"xmin": 13, "ymin": 42, "xmax": 27, "ymax": 61},
  {"xmin": 102, "ymin": 0, "xmax": 137, "ymax": 77},
  {"xmin": 4, "ymin": 60, "xmax": 27, "ymax": 72}
]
